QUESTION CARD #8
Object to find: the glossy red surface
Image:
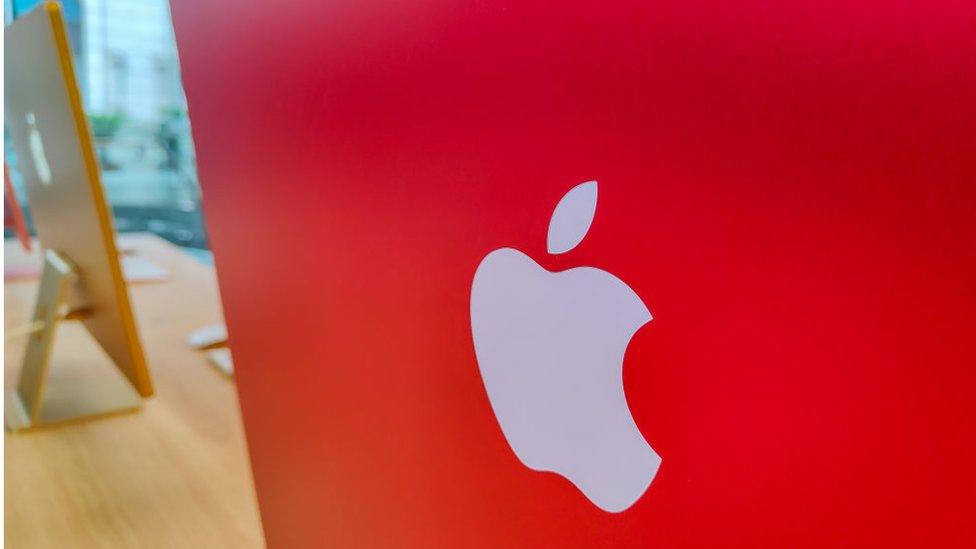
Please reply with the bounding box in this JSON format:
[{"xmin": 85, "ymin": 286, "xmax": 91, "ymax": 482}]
[{"xmin": 171, "ymin": 2, "xmax": 976, "ymax": 546}]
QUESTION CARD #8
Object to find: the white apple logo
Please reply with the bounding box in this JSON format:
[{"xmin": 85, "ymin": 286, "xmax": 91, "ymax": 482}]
[
  {"xmin": 470, "ymin": 180, "xmax": 660, "ymax": 513},
  {"xmin": 26, "ymin": 112, "xmax": 52, "ymax": 186}
]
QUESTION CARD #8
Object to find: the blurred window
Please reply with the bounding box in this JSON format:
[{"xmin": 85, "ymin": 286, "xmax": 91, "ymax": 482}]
[{"xmin": 4, "ymin": 0, "xmax": 208, "ymax": 251}]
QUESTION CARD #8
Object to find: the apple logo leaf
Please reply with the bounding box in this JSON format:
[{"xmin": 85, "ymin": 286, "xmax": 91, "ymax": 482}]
[{"xmin": 547, "ymin": 180, "xmax": 598, "ymax": 254}]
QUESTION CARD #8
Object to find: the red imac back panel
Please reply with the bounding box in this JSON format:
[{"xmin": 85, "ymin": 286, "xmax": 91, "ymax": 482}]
[{"xmin": 171, "ymin": 2, "xmax": 976, "ymax": 547}]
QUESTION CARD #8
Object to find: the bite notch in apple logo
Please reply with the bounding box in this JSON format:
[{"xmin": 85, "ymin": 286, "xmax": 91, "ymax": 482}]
[{"xmin": 470, "ymin": 180, "xmax": 660, "ymax": 513}]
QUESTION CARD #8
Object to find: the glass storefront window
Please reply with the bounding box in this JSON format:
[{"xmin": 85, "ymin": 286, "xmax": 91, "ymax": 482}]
[{"xmin": 4, "ymin": 0, "xmax": 208, "ymax": 251}]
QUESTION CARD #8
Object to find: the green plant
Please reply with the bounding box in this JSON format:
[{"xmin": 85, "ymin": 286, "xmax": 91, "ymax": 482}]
[{"xmin": 89, "ymin": 113, "xmax": 124, "ymax": 138}]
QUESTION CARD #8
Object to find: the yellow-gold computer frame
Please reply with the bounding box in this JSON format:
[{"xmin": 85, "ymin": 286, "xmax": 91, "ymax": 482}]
[{"xmin": 4, "ymin": 2, "xmax": 154, "ymax": 431}]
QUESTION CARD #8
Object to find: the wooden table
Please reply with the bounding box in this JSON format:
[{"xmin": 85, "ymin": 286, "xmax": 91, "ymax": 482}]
[{"xmin": 4, "ymin": 234, "xmax": 265, "ymax": 548}]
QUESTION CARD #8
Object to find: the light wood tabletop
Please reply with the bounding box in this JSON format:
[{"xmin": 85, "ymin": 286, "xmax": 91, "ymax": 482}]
[{"xmin": 4, "ymin": 233, "xmax": 265, "ymax": 548}]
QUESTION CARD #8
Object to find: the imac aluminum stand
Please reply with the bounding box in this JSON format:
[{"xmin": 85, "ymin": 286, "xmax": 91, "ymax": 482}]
[{"xmin": 5, "ymin": 250, "xmax": 141, "ymax": 432}]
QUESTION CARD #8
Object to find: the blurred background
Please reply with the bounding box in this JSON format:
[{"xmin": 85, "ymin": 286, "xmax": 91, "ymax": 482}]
[{"xmin": 4, "ymin": 0, "xmax": 209, "ymax": 260}]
